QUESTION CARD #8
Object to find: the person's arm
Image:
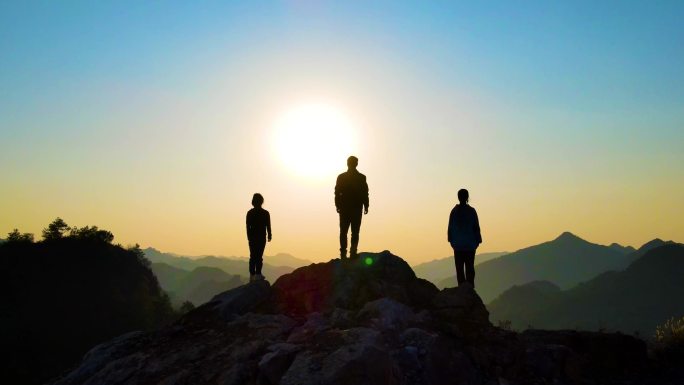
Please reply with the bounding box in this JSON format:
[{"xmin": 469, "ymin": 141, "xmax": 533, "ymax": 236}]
[
  {"xmin": 266, "ymin": 211, "xmax": 272, "ymax": 242},
  {"xmin": 473, "ymin": 208, "xmax": 482, "ymax": 245},
  {"xmin": 334, "ymin": 175, "xmax": 342, "ymax": 213},
  {"xmin": 362, "ymin": 175, "xmax": 369, "ymax": 214},
  {"xmin": 447, "ymin": 208, "xmax": 454, "ymax": 244},
  {"xmin": 246, "ymin": 212, "xmax": 252, "ymax": 242}
]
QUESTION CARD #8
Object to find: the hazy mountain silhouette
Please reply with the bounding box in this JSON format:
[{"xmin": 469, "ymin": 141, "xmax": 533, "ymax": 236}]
[
  {"xmin": 621, "ymin": 238, "xmax": 676, "ymax": 266},
  {"xmin": 609, "ymin": 242, "xmax": 636, "ymax": 254},
  {"xmin": 144, "ymin": 248, "xmax": 306, "ymax": 281},
  {"xmin": 438, "ymin": 232, "xmax": 632, "ymax": 302},
  {"xmin": 0, "ymin": 237, "xmax": 174, "ymax": 385},
  {"xmin": 488, "ymin": 243, "xmax": 684, "ymax": 335},
  {"xmin": 151, "ymin": 261, "xmax": 189, "ymax": 291},
  {"xmin": 151, "ymin": 262, "xmax": 246, "ymax": 306},
  {"xmin": 144, "ymin": 248, "xmax": 199, "ymax": 269},
  {"xmin": 412, "ymin": 251, "xmax": 508, "ymax": 285},
  {"xmin": 183, "ymin": 274, "xmax": 246, "ymax": 306},
  {"xmin": 265, "ymin": 252, "xmax": 313, "ymax": 268}
]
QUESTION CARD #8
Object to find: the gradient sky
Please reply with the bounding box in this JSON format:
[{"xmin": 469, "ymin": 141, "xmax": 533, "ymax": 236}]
[{"xmin": 1, "ymin": 1, "xmax": 683, "ymax": 264}]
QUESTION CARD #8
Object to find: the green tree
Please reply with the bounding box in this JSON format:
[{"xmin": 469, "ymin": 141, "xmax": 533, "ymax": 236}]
[
  {"xmin": 42, "ymin": 218, "xmax": 70, "ymax": 241},
  {"xmin": 127, "ymin": 243, "xmax": 151, "ymax": 267},
  {"xmin": 6, "ymin": 229, "xmax": 34, "ymax": 243},
  {"xmin": 70, "ymin": 226, "xmax": 114, "ymax": 243}
]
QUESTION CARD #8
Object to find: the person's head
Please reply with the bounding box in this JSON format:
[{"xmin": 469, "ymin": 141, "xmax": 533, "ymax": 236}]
[
  {"xmin": 347, "ymin": 156, "xmax": 359, "ymax": 170},
  {"xmin": 457, "ymin": 189, "xmax": 469, "ymax": 204},
  {"xmin": 252, "ymin": 193, "xmax": 264, "ymax": 208}
]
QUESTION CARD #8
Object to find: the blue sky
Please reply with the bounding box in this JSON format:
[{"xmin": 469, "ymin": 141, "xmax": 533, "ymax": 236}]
[{"xmin": 3, "ymin": 1, "xmax": 682, "ymax": 109}]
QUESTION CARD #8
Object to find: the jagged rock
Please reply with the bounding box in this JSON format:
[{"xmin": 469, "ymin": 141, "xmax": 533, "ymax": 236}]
[
  {"xmin": 432, "ymin": 286, "xmax": 492, "ymax": 339},
  {"xmin": 50, "ymin": 251, "xmax": 654, "ymax": 385},
  {"xmin": 286, "ymin": 312, "xmax": 329, "ymax": 344},
  {"xmin": 206, "ymin": 279, "xmax": 273, "ymax": 319},
  {"xmin": 228, "ymin": 313, "xmax": 298, "ymax": 341},
  {"xmin": 329, "ymin": 307, "xmax": 355, "ymax": 328},
  {"xmin": 258, "ymin": 343, "xmax": 302, "ymax": 385},
  {"xmin": 271, "ymin": 251, "xmax": 438, "ymax": 316},
  {"xmin": 357, "ymin": 297, "xmax": 418, "ymax": 330},
  {"xmin": 396, "ymin": 327, "xmax": 479, "ymax": 385},
  {"xmin": 50, "ymin": 331, "xmax": 146, "ymax": 385},
  {"xmin": 279, "ymin": 328, "xmax": 399, "ymax": 385}
]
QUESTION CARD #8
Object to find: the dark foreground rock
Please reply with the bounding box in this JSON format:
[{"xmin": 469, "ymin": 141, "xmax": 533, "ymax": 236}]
[{"xmin": 51, "ymin": 251, "xmax": 656, "ymax": 385}]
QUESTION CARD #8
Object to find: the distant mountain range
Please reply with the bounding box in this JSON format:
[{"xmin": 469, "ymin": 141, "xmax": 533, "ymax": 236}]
[
  {"xmin": 143, "ymin": 248, "xmax": 312, "ymax": 282},
  {"xmin": 488, "ymin": 243, "xmax": 684, "ymax": 335},
  {"xmin": 412, "ymin": 251, "xmax": 508, "ymax": 285},
  {"xmin": 151, "ymin": 263, "xmax": 246, "ymax": 306},
  {"xmin": 608, "ymin": 242, "xmax": 636, "ymax": 254},
  {"xmin": 146, "ymin": 234, "xmax": 678, "ymax": 313},
  {"xmin": 437, "ymin": 232, "xmax": 643, "ymax": 302}
]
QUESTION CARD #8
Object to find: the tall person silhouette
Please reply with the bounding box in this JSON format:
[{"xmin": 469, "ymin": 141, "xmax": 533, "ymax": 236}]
[
  {"xmin": 246, "ymin": 193, "xmax": 271, "ymax": 282},
  {"xmin": 448, "ymin": 189, "xmax": 482, "ymax": 287},
  {"xmin": 335, "ymin": 156, "xmax": 369, "ymax": 259}
]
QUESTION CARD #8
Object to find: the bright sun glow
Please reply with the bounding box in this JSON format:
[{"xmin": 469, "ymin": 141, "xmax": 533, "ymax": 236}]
[{"xmin": 273, "ymin": 103, "xmax": 357, "ymax": 179}]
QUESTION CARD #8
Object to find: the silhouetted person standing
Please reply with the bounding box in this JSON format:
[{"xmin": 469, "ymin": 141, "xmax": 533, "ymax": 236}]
[
  {"xmin": 246, "ymin": 193, "xmax": 271, "ymax": 282},
  {"xmin": 335, "ymin": 156, "xmax": 369, "ymax": 259},
  {"xmin": 448, "ymin": 189, "xmax": 482, "ymax": 287}
]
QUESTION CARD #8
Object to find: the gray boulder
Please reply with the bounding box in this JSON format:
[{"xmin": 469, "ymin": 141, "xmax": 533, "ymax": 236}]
[
  {"xmin": 207, "ymin": 279, "xmax": 273, "ymax": 319},
  {"xmin": 432, "ymin": 286, "xmax": 492, "ymax": 339},
  {"xmin": 357, "ymin": 297, "xmax": 418, "ymax": 331}
]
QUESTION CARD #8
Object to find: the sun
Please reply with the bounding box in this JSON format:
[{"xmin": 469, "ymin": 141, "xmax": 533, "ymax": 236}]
[{"xmin": 272, "ymin": 102, "xmax": 357, "ymax": 179}]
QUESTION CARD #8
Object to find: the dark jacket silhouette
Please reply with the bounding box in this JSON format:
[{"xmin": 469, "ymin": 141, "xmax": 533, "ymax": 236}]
[
  {"xmin": 246, "ymin": 207, "xmax": 271, "ymax": 277},
  {"xmin": 335, "ymin": 170, "xmax": 369, "ymax": 212},
  {"xmin": 448, "ymin": 204, "xmax": 481, "ymax": 251},
  {"xmin": 246, "ymin": 207, "xmax": 271, "ymax": 243},
  {"xmin": 448, "ymin": 201, "xmax": 482, "ymax": 287},
  {"xmin": 335, "ymin": 167, "xmax": 369, "ymax": 258}
]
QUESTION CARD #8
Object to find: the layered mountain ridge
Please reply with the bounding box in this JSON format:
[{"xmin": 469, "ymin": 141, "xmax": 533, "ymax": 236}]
[
  {"xmin": 152, "ymin": 263, "xmax": 247, "ymax": 306},
  {"xmin": 438, "ymin": 232, "xmax": 659, "ymax": 302},
  {"xmin": 144, "ymin": 248, "xmax": 306, "ymax": 282},
  {"xmin": 488, "ymin": 243, "xmax": 684, "ymax": 334}
]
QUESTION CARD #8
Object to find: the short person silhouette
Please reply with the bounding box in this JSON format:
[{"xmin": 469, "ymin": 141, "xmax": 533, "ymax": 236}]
[
  {"xmin": 447, "ymin": 189, "xmax": 482, "ymax": 287},
  {"xmin": 246, "ymin": 193, "xmax": 271, "ymax": 281},
  {"xmin": 335, "ymin": 156, "xmax": 369, "ymax": 259}
]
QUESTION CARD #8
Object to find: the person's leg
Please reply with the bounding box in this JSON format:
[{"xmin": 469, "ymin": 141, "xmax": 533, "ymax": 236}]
[
  {"xmin": 349, "ymin": 209, "xmax": 362, "ymax": 258},
  {"xmin": 254, "ymin": 241, "xmax": 266, "ymax": 277},
  {"xmin": 453, "ymin": 249, "xmax": 466, "ymax": 286},
  {"xmin": 339, "ymin": 213, "xmax": 351, "ymax": 258},
  {"xmin": 465, "ymin": 250, "xmax": 476, "ymax": 287},
  {"xmin": 248, "ymin": 242, "xmax": 256, "ymax": 278}
]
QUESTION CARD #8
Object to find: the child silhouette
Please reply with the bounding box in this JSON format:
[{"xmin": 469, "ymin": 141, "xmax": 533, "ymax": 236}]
[
  {"xmin": 447, "ymin": 188, "xmax": 482, "ymax": 288},
  {"xmin": 246, "ymin": 193, "xmax": 272, "ymax": 282}
]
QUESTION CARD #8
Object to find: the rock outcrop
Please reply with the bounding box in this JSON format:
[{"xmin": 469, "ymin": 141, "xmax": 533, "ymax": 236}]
[{"xmin": 51, "ymin": 251, "xmax": 649, "ymax": 385}]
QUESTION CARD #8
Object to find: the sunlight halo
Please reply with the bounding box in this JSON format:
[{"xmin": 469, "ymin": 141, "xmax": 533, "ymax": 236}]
[{"xmin": 272, "ymin": 102, "xmax": 358, "ymax": 179}]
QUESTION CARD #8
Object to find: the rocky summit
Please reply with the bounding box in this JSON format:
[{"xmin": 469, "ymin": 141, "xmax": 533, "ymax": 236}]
[{"xmin": 52, "ymin": 251, "xmax": 648, "ymax": 385}]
